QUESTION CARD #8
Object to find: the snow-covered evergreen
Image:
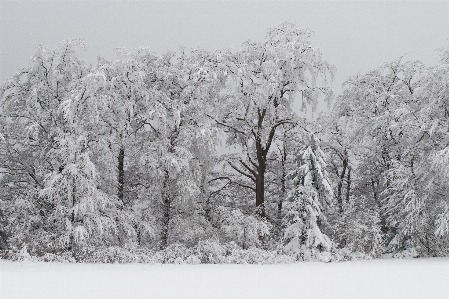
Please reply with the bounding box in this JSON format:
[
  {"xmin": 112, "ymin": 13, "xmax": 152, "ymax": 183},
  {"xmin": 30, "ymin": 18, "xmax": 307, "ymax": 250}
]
[{"xmin": 283, "ymin": 133, "xmax": 334, "ymax": 261}]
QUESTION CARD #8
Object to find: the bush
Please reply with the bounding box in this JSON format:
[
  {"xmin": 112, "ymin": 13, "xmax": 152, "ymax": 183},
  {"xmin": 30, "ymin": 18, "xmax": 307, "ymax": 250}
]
[
  {"xmin": 1, "ymin": 245, "xmax": 76, "ymax": 263},
  {"xmin": 80, "ymin": 245, "xmax": 155, "ymax": 263},
  {"xmin": 156, "ymin": 243, "xmax": 195, "ymax": 264},
  {"xmin": 331, "ymin": 197, "xmax": 385, "ymax": 259},
  {"xmin": 194, "ymin": 239, "xmax": 226, "ymax": 264},
  {"xmin": 213, "ymin": 207, "xmax": 272, "ymax": 249},
  {"xmin": 333, "ymin": 247, "xmax": 374, "ymax": 262}
]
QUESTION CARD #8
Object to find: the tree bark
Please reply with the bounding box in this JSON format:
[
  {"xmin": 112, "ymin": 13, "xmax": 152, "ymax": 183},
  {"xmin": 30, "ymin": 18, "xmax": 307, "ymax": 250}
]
[
  {"xmin": 160, "ymin": 126, "xmax": 179, "ymax": 250},
  {"xmin": 345, "ymin": 166, "xmax": 351, "ymax": 203},
  {"xmin": 278, "ymin": 137, "xmax": 287, "ymax": 225},
  {"xmin": 69, "ymin": 162, "xmax": 76, "ymax": 251},
  {"xmin": 71, "ymin": 151, "xmax": 77, "ymax": 224},
  {"xmin": 160, "ymin": 169, "xmax": 171, "ymax": 250},
  {"xmin": 255, "ymin": 140, "xmax": 266, "ymax": 218},
  {"xmin": 200, "ymin": 164, "xmax": 211, "ymax": 222},
  {"xmin": 117, "ymin": 146, "xmax": 125, "ymax": 205},
  {"xmin": 255, "ymin": 171, "xmax": 265, "ymax": 217},
  {"xmin": 336, "ymin": 158, "xmax": 347, "ymax": 214}
]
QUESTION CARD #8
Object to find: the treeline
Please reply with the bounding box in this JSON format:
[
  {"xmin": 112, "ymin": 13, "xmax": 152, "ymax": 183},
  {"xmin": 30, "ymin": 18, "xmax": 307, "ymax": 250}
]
[{"xmin": 1, "ymin": 22, "xmax": 449, "ymax": 263}]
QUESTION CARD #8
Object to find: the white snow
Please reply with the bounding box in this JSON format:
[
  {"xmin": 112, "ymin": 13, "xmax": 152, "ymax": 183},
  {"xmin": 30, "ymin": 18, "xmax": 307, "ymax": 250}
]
[{"xmin": 2, "ymin": 258, "xmax": 449, "ymax": 299}]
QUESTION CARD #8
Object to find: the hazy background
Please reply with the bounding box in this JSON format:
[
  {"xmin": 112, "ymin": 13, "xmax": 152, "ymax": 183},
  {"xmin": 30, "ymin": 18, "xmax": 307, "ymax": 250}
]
[{"xmin": 1, "ymin": 1, "xmax": 449, "ymax": 112}]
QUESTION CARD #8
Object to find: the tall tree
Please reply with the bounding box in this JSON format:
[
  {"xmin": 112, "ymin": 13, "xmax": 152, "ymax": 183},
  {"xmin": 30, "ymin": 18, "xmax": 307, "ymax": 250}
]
[
  {"xmin": 93, "ymin": 49, "xmax": 162, "ymax": 206},
  {"xmin": 283, "ymin": 132, "xmax": 334, "ymax": 260},
  {"xmin": 0, "ymin": 40, "xmax": 91, "ymax": 252},
  {"xmin": 0, "ymin": 39, "xmax": 89, "ymax": 198},
  {"xmin": 135, "ymin": 49, "xmax": 223, "ymax": 249},
  {"xmin": 209, "ymin": 21, "xmax": 334, "ymax": 217}
]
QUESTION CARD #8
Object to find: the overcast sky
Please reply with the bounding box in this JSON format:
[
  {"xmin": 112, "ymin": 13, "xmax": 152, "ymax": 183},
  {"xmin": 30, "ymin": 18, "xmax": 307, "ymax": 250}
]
[{"xmin": 1, "ymin": 1, "xmax": 449, "ymax": 100}]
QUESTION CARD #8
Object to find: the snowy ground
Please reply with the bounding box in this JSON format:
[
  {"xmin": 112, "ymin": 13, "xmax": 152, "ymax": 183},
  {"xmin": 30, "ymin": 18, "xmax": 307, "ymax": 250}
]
[{"xmin": 1, "ymin": 258, "xmax": 449, "ymax": 299}]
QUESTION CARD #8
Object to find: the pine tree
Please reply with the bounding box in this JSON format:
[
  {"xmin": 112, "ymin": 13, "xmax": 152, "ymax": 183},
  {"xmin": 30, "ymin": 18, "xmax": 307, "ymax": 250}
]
[{"xmin": 283, "ymin": 133, "xmax": 334, "ymax": 261}]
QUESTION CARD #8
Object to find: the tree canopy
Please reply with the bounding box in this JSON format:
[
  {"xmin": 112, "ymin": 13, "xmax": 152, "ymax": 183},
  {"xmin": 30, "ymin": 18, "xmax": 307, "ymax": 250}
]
[{"xmin": 1, "ymin": 22, "xmax": 449, "ymax": 262}]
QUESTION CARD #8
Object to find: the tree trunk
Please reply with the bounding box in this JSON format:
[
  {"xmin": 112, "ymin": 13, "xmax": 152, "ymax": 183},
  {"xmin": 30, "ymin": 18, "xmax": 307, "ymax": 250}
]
[
  {"xmin": 160, "ymin": 125, "xmax": 179, "ymax": 250},
  {"xmin": 345, "ymin": 166, "xmax": 351, "ymax": 203},
  {"xmin": 200, "ymin": 164, "xmax": 211, "ymax": 222},
  {"xmin": 72, "ymin": 177, "xmax": 76, "ymax": 224},
  {"xmin": 336, "ymin": 158, "xmax": 347, "ymax": 214},
  {"xmin": 372, "ymin": 178, "xmax": 388, "ymax": 235},
  {"xmin": 69, "ymin": 164, "xmax": 76, "ymax": 251},
  {"xmin": 278, "ymin": 138, "xmax": 287, "ymax": 225},
  {"xmin": 335, "ymin": 148, "xmax": 352, "ymax": 214},
  {"xmin": 117, "ymin": 146, "xmax": 125, "ymax": 205},
  {"xmin": 278, "ymin": 165, "xmax": 285, "ymax": 223},
  {"xmin": 255, "ymin": 145, "xmax": 266, "ymax": 217},
  {"xmin": 255, "ymin": 173, "xmax": 265, "ymax": 217},
  {"xmin": 160, "ymin": 169, "xmax": 171, "ymax": 250}
]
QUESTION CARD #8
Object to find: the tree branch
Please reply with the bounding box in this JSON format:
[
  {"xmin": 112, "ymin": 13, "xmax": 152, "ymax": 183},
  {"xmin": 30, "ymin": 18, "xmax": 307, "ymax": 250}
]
[
  {"xmin": 228, "ymin": 161, "xmax": 256, "ymax": 182},
  {"xmin": 206, "ymin": 114, "xmax": 245, "ymax": 135}
]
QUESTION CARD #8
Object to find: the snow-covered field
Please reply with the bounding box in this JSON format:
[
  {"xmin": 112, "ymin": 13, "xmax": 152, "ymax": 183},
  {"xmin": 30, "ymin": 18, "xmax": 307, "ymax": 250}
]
[{"xmin": 1, "ymin": 258, "xmax": 449, "ymax": 299}]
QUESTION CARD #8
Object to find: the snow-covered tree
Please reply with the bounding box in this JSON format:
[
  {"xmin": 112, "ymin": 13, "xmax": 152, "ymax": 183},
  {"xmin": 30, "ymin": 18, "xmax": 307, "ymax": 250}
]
[
  {"xmin": 329, "ymin": 58, "xmax": 426, "ymax": 254},
  {"xmin": 131, "ymin": 49, "xmax": 224, "ymax": 249},
  {"xmin": 0, "ymin": 39, "xmax": 89, "ymax": 198},
  {"xmin": 0, "ymin": 39, "xmax": 92, "ymax": 254},
  {"xmin": 5, "ymin": 23, "xmax": 449, "ymax": 263},
  {"xmin": 7, "ymin": 68, "xmax": 124, "ymax": 254},
  {"xmin": 283, "ymin": 132, "xmax": 334, "ymax": 260},
  {"xmin": 208, "ymin": 21, "xmax": 334, "ymax": 218}
]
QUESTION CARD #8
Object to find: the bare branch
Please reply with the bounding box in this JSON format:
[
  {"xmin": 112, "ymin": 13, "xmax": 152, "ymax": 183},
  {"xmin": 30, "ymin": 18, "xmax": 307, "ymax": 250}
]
[
  {"xmin": 239, "ymin": 159, "xmax": 258, "ymax": 177},
  {"xmin": 206, "ymin": 114, "xmax": 245, "ymax": 135},
  {"xmin": 228, "ymin": 161, "xmax": 256, "ymax": 182},
  {"xmin": 264, "ymin": 119, "xmax": 295, "ymax": 157}
]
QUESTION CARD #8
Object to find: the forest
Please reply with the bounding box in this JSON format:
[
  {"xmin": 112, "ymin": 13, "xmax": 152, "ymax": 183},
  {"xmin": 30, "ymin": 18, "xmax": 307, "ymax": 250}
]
[{"xmin": 1, "ymin": 21, "xmax": 449, "ymax": 263}]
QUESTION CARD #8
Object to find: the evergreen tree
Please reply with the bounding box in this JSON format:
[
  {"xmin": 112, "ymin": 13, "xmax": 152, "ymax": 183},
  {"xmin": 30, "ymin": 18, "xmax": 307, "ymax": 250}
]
[{"xmin": 283, "ymin": 132, "xmax": 334, "ymax": 261}]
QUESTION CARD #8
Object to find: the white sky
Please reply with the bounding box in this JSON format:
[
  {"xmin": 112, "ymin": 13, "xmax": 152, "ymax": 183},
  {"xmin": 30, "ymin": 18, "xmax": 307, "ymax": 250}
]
[{"xmin": 1, "ymin": 1, "xmax": 449, "ymax": 99}]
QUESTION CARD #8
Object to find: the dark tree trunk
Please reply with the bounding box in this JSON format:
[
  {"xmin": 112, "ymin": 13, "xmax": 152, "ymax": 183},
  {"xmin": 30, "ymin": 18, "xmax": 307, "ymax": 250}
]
[
  {"xmin": 255, "ymin": 172, "xmax": 265, "ymax": 217},
  {"xmin": 160, "ymin": 126, "xmax": 179, "ymax": 250},
  {"xmin": 337, "ymin": 161, "xmax": 346, "ymax": 215},
  {"xmin": 242, "ymin": 227, "xmax": 247, "ymax": 249},
  {"xmin": 372, "ymin": 178, "xmax": 388, "ymax": 235},
  {"xmin": 254, "ymin": 107, "xmax": 269, "ymax": 218},
  {"xmin": 336, "ymin": 158, "xmax": 347, "ymax": 214},
  {"xmin": 200, "ymin": 166, "xmax": 211, "ymax": 222},
  {"xmin": 255, "ymin": 142, "xmax": 266, "ymax": 218},
  {"xmin": 371, "ymin": 179, "xmax": 379, "ymax": 207},
  {"xmin": 72, "ymin": 182, "xmax": 76, "ymax": 223},
  {"xmin": 160, "ymin": 169, "xmax": 171, "ymax": 250},
  {"xmin": 0, "ymin": 230, "xmax": 7, "ymax": 250},
  {"xmin": 278, "ymin": 166, "xmax": 285, "ymax": 222},
  {"xmin": 345, "ymin": 166, "xmax": 351, "ymax": 203},
  {"xmin": 278, "ymin": 137, "xmax": 287, "ymax": 225},
  {"xmin": 69, "ymin": 171, "xmax": 76, "ymax": 251},
  {"xmin": 117, "ymin": 146, "xmax": 125, "ymax": 205}
]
